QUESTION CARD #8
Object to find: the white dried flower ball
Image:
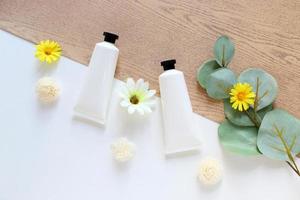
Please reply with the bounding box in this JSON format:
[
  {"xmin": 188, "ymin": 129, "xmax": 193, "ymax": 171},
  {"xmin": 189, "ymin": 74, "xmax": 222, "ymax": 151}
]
[
  {"xmin": 36, "ymin": 77, "xmax": 60, "ymax": 103},
  {"xmin": 111, "ymin": 137, "xmax": 135, "ymax": 162},
  {"xmin": 197, "ymin": 158, "xmax": 223, "ymax": 186}
]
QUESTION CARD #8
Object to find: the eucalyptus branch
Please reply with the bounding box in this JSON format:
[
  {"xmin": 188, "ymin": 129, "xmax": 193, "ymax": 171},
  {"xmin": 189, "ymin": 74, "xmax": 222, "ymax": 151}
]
[
  {"xmin": 253, "ymin": 112, "xmax": 262, "ymax": 125},
  {"xmin": 257, "ymin": 91, "xmax": 269, "ymax": 104},
  {"xmin": 287, "ymin": 161, "xmax": 300, "ymax": 176},
  {"xmin": 222, "ymin": 44, "xmax": 226, "ymax": 67},
  {"xmin": 273, "ymin": 125, "xmax": 300, "ymax": 176},
  {"xmin": 253, "ymin": 77, "xmax": 268, "ymax": 112},
  {"xmin": 290, "ymin": 158, "xmax": 300, "ymax": 175},
  {"xmin": 253, "ymin": 77, "xmax": 260, "ymax": 111},
  {"xmin": 245, "ymin": 110, "xmax": 260, "ymax": 128}
]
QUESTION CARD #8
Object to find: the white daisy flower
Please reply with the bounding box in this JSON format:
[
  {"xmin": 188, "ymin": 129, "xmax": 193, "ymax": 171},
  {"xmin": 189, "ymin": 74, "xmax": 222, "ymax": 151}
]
[
  {"xmin": 197, "ymin": 157, "xmax": 223, "ymax": 186},
  {"xmin": 36, "ymin": 77, "xmax": 60, "ymax": 103},
  {"xmin": 119, "ymin": 78, "xmax": 156, "ymax": 115},
  {"xmin": 111, "ymin": 137, "xmax": 136, "ymax": 162}
]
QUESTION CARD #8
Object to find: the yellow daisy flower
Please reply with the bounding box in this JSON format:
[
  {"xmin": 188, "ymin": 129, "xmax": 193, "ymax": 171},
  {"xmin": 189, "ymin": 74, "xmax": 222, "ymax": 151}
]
[
  {"xmin": 230, "ymin": 83, "xmax": 256, "ymax": 111},
  {"xmin": 35, "ymin": 40, "xmax": 62, "ymax": 63}
]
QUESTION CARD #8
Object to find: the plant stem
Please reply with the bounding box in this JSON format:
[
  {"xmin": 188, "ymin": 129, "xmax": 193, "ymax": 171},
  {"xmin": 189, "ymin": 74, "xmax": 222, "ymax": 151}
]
[
  {"xmin": 253, "ymin": 77, "xmax": 260, "ymax": 111},
  {"xmin": 222, "ymin": 45, "xmax": 225, "ymax": 67},
  {"xmin": 274, "ymin": 125, "xmax": 300, "ymax": 177},
  {"xmin": 246, "ymin": 77, "xmax": 262, "ymax": 129},
  {"xmin": 289, "ymin": 156, "xmax": 300, "ymax": 176},
  {"xmin": 245, "ymin": 110, "xmax": 260, "ymax": 128},
  {"xmin": 253, "ymin": 110, "xmax": 262, "ymax": 125},
  {"xmin": 286, "ymin": 161, "xmax": 300, "ymax": 176}
]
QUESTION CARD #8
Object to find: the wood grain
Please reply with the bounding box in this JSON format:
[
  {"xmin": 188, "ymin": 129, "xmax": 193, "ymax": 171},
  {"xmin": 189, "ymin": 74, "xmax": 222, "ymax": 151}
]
[{"xmin": 1, "ymin": 0, "xmax": 300, "ymax": 122}]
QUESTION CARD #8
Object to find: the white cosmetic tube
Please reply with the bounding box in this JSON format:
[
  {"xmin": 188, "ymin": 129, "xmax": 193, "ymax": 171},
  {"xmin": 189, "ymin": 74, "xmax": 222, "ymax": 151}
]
[
  {"xmin": 74, "ymin": 32, "xmax": 119, "ymax": 125},
  {"xmin": 159, "ymin": 59, "xmax": 201, "ymax": 156}
]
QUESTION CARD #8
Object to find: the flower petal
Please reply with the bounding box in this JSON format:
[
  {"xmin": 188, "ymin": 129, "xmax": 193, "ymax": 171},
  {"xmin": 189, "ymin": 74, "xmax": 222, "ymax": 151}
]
[
  {"xmin": 232, "ymin": 101, "xmax": 239, "ymax": 109},
  {"xmin": 144, "ymin": 89, "xmax": 156, "ymax": 99},
  {"xmin": 238, "ymin": 103, "xmax": 243, "ymax": 111},
  {"xmin": 128, "ymin": 105, "xmax": 136, "ymax": 114},
  {"xmin": 242, "ymin": 102, "xmax": 249, "ymax": 110},
  {"xmin": 120, "ymin": 100, "xmax": 130, "ymax": 107},
  {"xmin": 144, "ymin": 99, "xmax": 156, "ymax": 107},
  {"xmin": 126, "ymin": 78, "xmax": 135, "ymax": 90},
  {"xmin": 141, "ymin": 104, "xmax": 152, "ymax": 113},
  {"xmin": 143, "ymin": 81, "xmax": 149, "ymax": 90},
  {"xmin": 136, "ymin": 79, "xmax": 144, "ymax": 90}
]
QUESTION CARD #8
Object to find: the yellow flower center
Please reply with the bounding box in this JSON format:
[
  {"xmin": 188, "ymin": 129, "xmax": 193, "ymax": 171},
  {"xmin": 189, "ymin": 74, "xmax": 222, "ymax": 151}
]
[
  {"xmin": 130, "ymin": 95, "xmax": 139, "ymax": 104},
  {"xmin": 237, "ymin": 92, "xmax": 246, "ymax": 101},
  {"xmin": 44, "ymin": 48, "xmax": 52, "ymax": 55}
]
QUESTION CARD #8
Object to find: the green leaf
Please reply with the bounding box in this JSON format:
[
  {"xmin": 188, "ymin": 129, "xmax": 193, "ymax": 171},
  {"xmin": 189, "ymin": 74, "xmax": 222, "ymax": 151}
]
[
  {"xmin": 218, "ymin": 120, "xmax": 261, "ymax": 156},
  {"xmin": 197, "ymin": 59, "xmax": 221, "ymax": 89},
  {"xmin": 224, "ymin": 99, "xmax": 273, "ymax": 126},
  {"xmin": 213, "ymin": 35, "xmax": 235, "ymax": 67},
  {"xmin": 257, "ymin": 109, "xmax": 300, "ymax": 161},
  {"xmin": 206, "ymin": 68, "xmax": 236, "ymax": 100},
  {"xmin": 238, "ymin": 68, "xmax": 278, "ymax": 111}
]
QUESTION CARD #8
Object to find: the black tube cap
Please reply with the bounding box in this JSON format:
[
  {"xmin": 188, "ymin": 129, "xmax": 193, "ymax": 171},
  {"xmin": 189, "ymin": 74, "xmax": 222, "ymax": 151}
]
[
  {"xmin": 103, "ymin": 32, "xmax": 119, "ymax": 44},
  {"xmin": 160, "ymin": 59, "xmax": 176, "ymax": 71}
]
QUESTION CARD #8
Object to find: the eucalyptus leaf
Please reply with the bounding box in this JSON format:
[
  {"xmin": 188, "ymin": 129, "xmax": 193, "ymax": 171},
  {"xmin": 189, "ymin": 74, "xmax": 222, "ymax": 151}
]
[
  {"xmin": 197, "ymin": 59, "xmax": 221, "ymax": 89},
  {"xmin": 257, "ymin": 109, "xmax": 300, "ymax": 161},
  {"xmin": 213, "ymin": 35, "xmax": 235, "ymax": 67},
  {"xmin": 238, "ymin": 68, "xmax": 278, "ymax": 111},
  {"xmin": 206, "ymin": 68, "xmax": 236, "ymax": 100},
  {"xmin": 218, "ymin": 120, "xmax": 261, "ymax": 156},
  {"xmin": 224, "ymin": 99, "xmax": 273, "ymax": 127}
]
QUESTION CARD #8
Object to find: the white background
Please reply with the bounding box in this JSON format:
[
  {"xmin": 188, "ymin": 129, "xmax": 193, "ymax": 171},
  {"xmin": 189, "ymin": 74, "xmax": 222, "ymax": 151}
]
[{"xmin": 0, "ymin": 30, "xmax": 299, "ymax": 200}]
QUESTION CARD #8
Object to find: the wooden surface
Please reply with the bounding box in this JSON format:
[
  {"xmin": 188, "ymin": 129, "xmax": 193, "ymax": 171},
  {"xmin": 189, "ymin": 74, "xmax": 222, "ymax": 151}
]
[{"xmin": 1, "ymin": 0, "xmax": 300, "ymax": 122}]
